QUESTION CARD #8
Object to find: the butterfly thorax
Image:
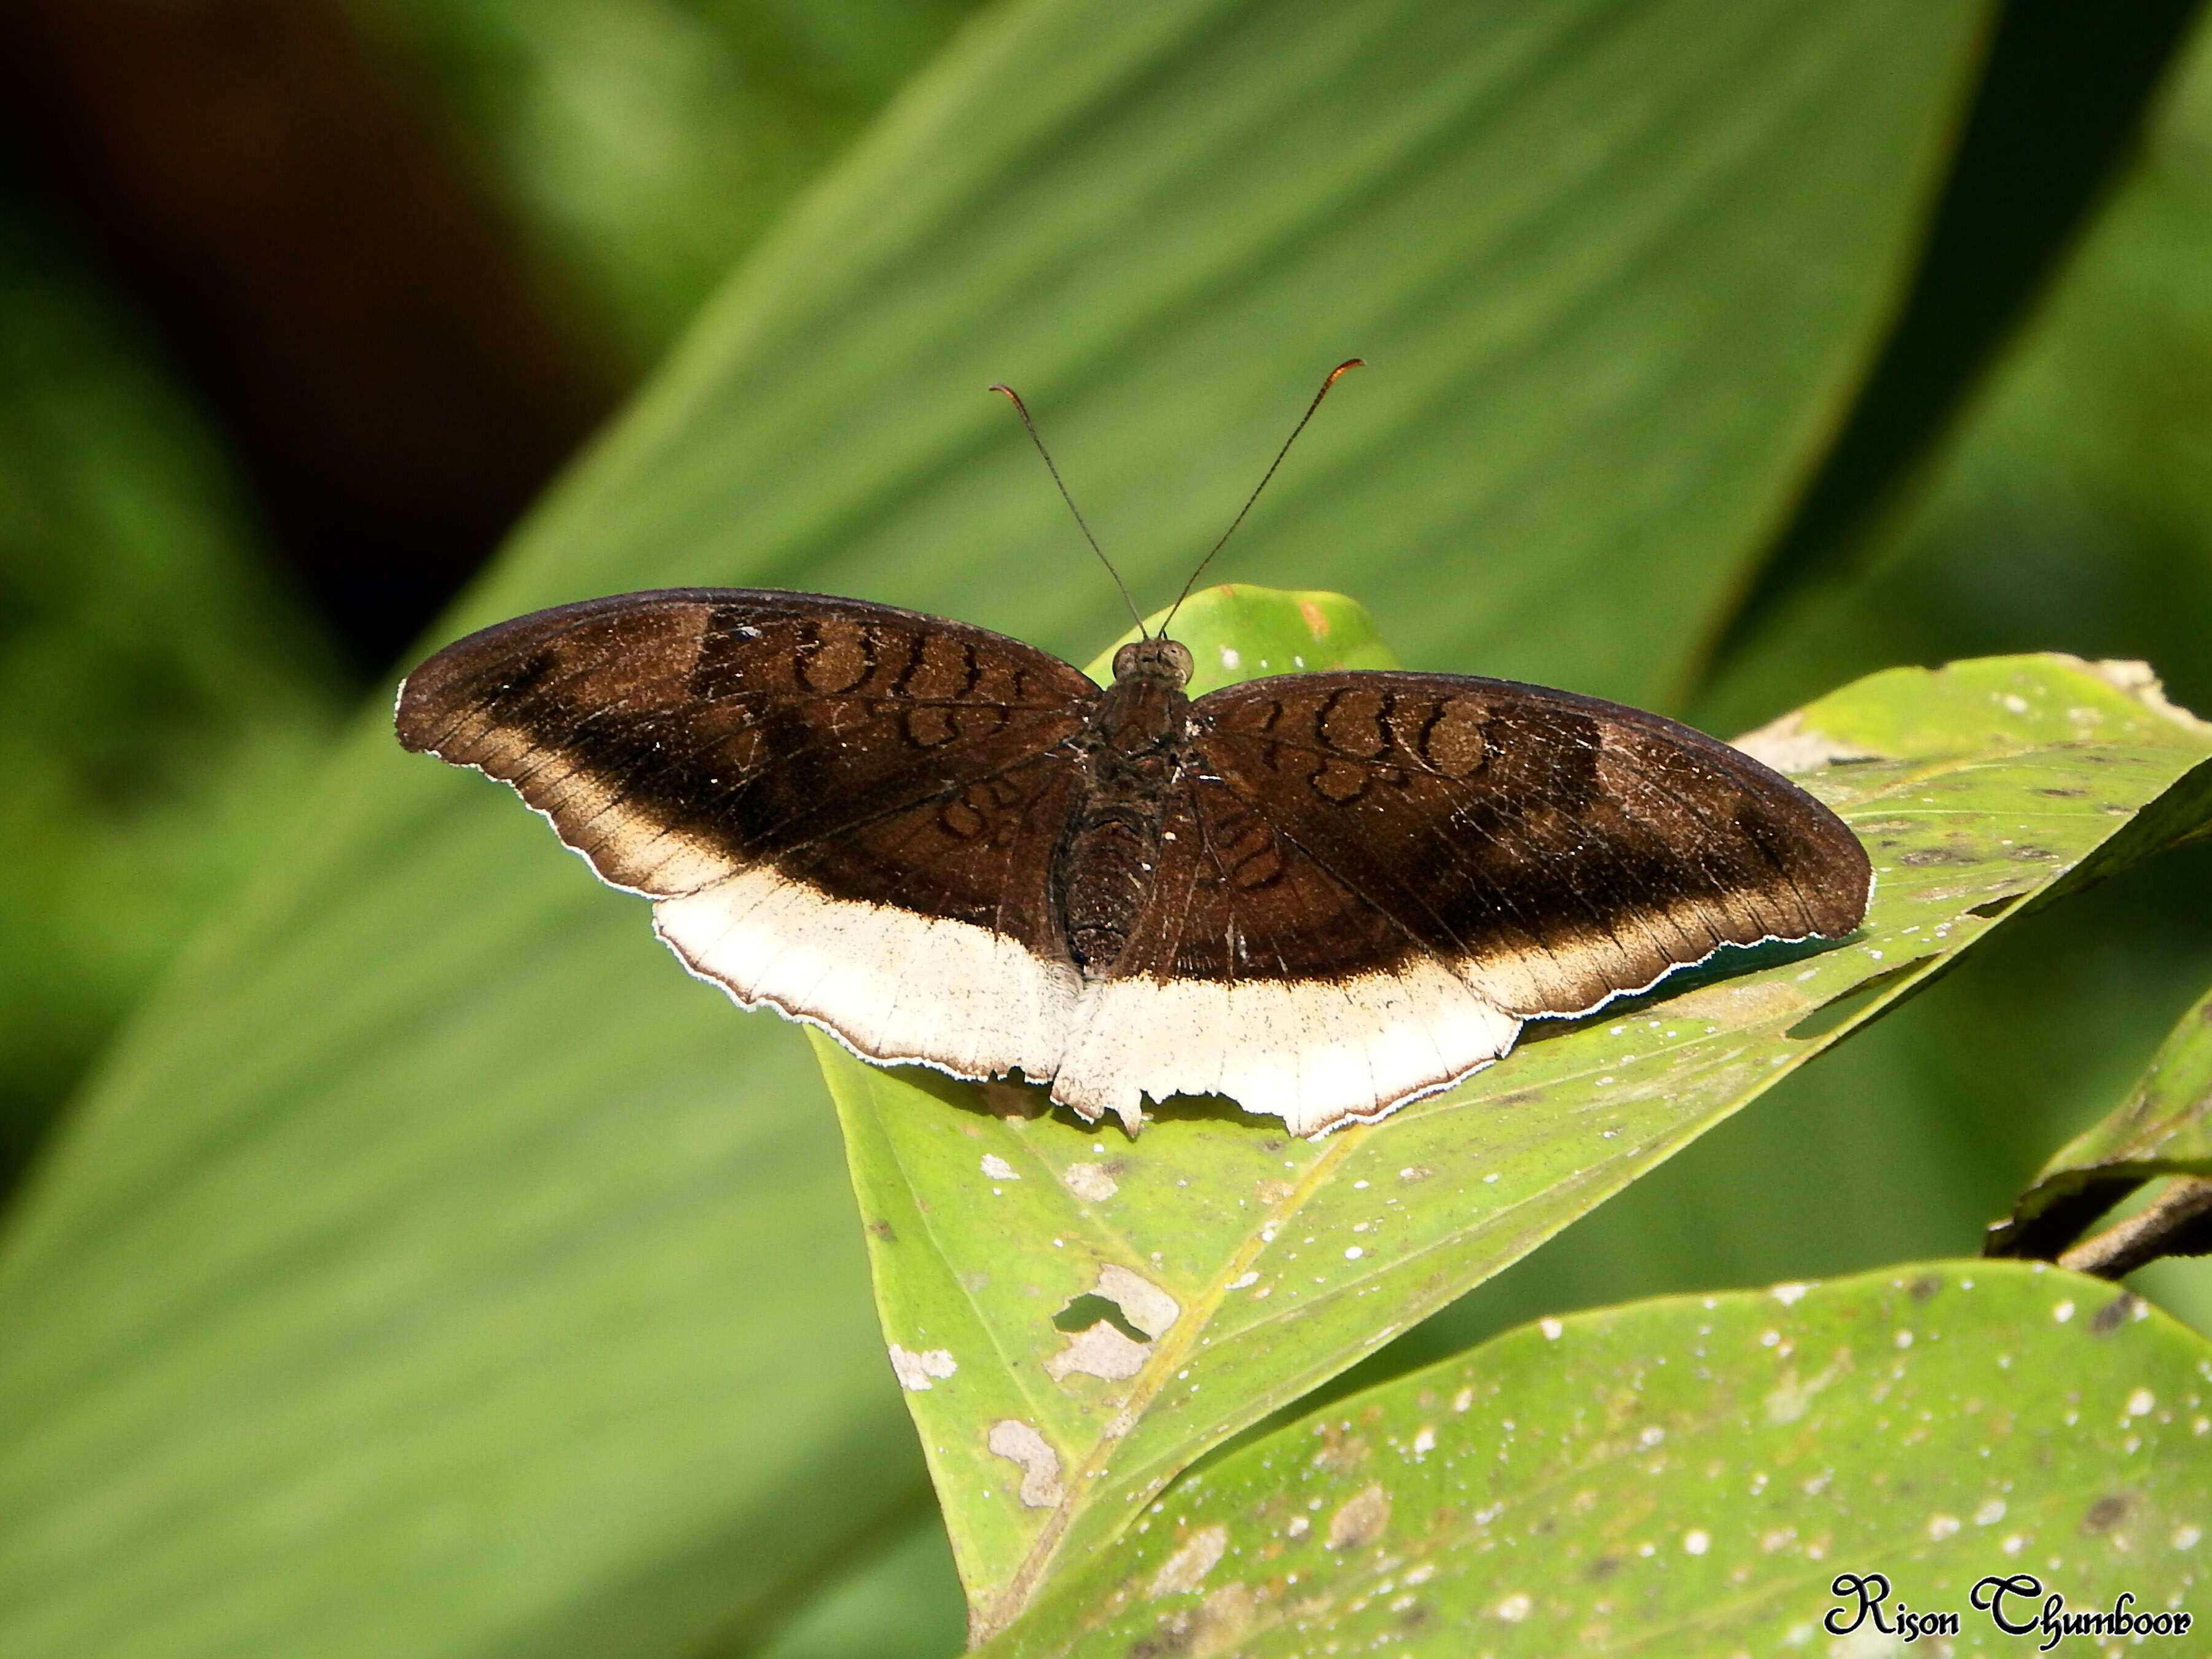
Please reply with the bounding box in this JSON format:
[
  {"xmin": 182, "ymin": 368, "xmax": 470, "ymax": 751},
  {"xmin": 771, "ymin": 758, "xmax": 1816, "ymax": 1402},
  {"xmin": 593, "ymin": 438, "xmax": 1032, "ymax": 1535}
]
[{"xmin": 1056, "ymin": 637, "xmax": 1198, "ymax": 976}]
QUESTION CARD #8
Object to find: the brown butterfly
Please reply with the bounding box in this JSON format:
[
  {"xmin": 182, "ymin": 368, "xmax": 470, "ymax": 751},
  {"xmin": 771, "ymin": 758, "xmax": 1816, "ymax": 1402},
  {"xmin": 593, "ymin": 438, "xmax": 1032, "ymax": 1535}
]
[
  {"xmin": 400, "ymin": 364, "xmax": 1868, "ymax": 1136},
  {"xmin": 395, "ymin": 582, "xmax": 1869, "ymax": 1138}
]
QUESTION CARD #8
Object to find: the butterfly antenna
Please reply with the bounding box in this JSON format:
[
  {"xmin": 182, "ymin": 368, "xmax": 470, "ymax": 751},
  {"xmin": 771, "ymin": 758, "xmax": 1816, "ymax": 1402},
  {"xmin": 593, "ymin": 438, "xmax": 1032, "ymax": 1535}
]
[
  {"xmin": 1163, "ymin": 358, "xmax": 1364, "ymax": 632},
  {"xmin": 989, "ymin": 383, "xmax": 1147, "ymax": 637}
]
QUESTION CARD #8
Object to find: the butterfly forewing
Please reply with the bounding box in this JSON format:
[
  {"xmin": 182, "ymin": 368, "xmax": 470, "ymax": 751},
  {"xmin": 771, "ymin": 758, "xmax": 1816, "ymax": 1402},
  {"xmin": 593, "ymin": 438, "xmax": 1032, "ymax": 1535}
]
[{"xmin": 396, "ymin": 590, "xmax": 1097, "ymax": 899}]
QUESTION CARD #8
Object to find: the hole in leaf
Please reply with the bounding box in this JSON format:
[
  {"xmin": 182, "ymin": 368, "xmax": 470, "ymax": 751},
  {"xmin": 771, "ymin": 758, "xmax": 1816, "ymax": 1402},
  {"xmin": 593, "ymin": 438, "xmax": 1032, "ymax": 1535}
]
[
  {"xmin": 1053, "ymin": 1293, "xmax": 1147, "ymax": 1342},
  {"xmin": 1968, "ymin": 891, "xmax": 2025, "ymax": 917}
]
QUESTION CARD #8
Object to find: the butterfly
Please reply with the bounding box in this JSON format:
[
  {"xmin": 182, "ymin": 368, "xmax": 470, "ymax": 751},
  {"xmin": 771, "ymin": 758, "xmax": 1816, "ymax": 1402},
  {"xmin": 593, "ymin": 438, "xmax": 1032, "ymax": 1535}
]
[{"xmin": 394, "ymin": 584, "xmax": 1870, "ymax": 1138}]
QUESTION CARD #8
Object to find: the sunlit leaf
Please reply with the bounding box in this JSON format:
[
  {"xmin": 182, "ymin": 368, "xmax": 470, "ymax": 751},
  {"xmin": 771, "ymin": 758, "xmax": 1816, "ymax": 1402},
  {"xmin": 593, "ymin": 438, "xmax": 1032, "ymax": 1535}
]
[
  {"xmin": 825, "ymin": 645, "xmax": 2212, "ymax": 1634},
  {"xmin": 978, "ymin": 1260, "xmax": 2212, "ymax": 1657}
]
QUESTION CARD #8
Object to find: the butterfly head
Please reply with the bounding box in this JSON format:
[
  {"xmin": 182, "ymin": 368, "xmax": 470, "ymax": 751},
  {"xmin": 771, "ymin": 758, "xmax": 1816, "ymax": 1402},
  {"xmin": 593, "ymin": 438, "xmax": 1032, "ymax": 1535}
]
[{"xmin": 1111, "ymin": 636, "xmax": 1194, "ymax": 688}]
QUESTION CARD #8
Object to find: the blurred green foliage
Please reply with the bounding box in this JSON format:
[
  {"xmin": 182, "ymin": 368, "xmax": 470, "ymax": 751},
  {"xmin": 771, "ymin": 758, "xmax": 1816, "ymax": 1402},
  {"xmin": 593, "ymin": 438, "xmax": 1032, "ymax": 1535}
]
[
  {"xmin": 344, "ymin": 0, "xmax": 992, "ymax": 368},
  {"xmin": 0, "ymin": 0, "xmax": 977, "ymax": 1191},
  {"xmin": 0, "ymin": 171, "xmax": 344, "ymax": 1183},
  {"xmin": 1700, "ymin": 19, "xmax": 2212, "ymax": 729},
  {"xmin": 2, "ymin": 2, "xmax": 2211, "ymax": 1657}
]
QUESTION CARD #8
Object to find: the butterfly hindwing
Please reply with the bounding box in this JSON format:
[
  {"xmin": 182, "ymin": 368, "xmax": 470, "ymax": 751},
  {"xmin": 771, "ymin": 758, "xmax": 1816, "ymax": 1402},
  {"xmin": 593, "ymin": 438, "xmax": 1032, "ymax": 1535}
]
[
  {"xmin": 1049, "ymin": 777, "xmax": 1521, "ymax": 1135},
  {"xmin": 653, "ymin": 753, "xmax": 1084, "ymax": 1080}
]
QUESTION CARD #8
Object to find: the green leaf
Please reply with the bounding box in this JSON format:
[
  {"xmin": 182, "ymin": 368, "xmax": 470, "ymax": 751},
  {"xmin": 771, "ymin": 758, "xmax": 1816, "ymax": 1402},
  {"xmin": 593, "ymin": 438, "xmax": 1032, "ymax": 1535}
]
[
  {"xmin": 1987, "ymin": 979, "xmax": 2212, "ymax": 1265},
  {"xmin": 977, "ymin": 1259, "xmax": 2212, "ymax": 1657},
  {"xmin": 0, "ymin": 4, "xmax": 2003, "ymax": 1655},
  {"xmin": 1083, "ymin": 586, "xmax": 1401, "ymax": 697},
  {"xmin": 822, "ymin": 643, "xmax": 2212, "ymax": 1635},
  {"xmin": 1748, "ymin": 651, "xmax": 2212, "ymax": 763}
]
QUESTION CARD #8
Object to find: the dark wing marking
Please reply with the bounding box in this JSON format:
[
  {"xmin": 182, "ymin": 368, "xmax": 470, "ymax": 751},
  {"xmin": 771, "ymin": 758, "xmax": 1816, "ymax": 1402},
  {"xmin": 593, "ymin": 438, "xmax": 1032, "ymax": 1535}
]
[{"xmin": 1113, "ymin": 779, "xmax": 1414, "ymax": 982}]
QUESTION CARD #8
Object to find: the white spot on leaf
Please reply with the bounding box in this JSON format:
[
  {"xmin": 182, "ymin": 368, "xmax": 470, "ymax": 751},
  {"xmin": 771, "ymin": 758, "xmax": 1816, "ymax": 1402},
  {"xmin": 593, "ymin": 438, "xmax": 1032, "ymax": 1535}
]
[
  {"xmin": 1766, "ymin": 1362, "xmax": 1841, "ymax": 1425},
  {"xmin": 888, "ymin": 1345, "xmax": 957, "ymax": 1391},
  {"xmin": 1730, "ymin": 711, "xmax": 1881, "ymax": 773},
  {"xmin": 1096, "ymin": 1263, "xmax": 1181, "ymax": 1337},
  {"xmin": 1062, "ymin": 1161, "xmax": 1118, "ymax": 1202},
  {"xmin": 1045, "ymin": 1322, "xmax": 1151, "ymax": 1382},
  {"xmin": 1148, "ymin": 1523, "xmax": 1228, "ymax": 1598},
  {"xmin": 1325, "ymin": 1484, "xmax": 1390, "ymax": 1550},
  {"xmin": 986, "ymin": 1419, "xmax": 1064, "ymax": 1507},
  {"xmin": 980, "ymin": 1154, "xmax": 1019, "ymax": 1180}
]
